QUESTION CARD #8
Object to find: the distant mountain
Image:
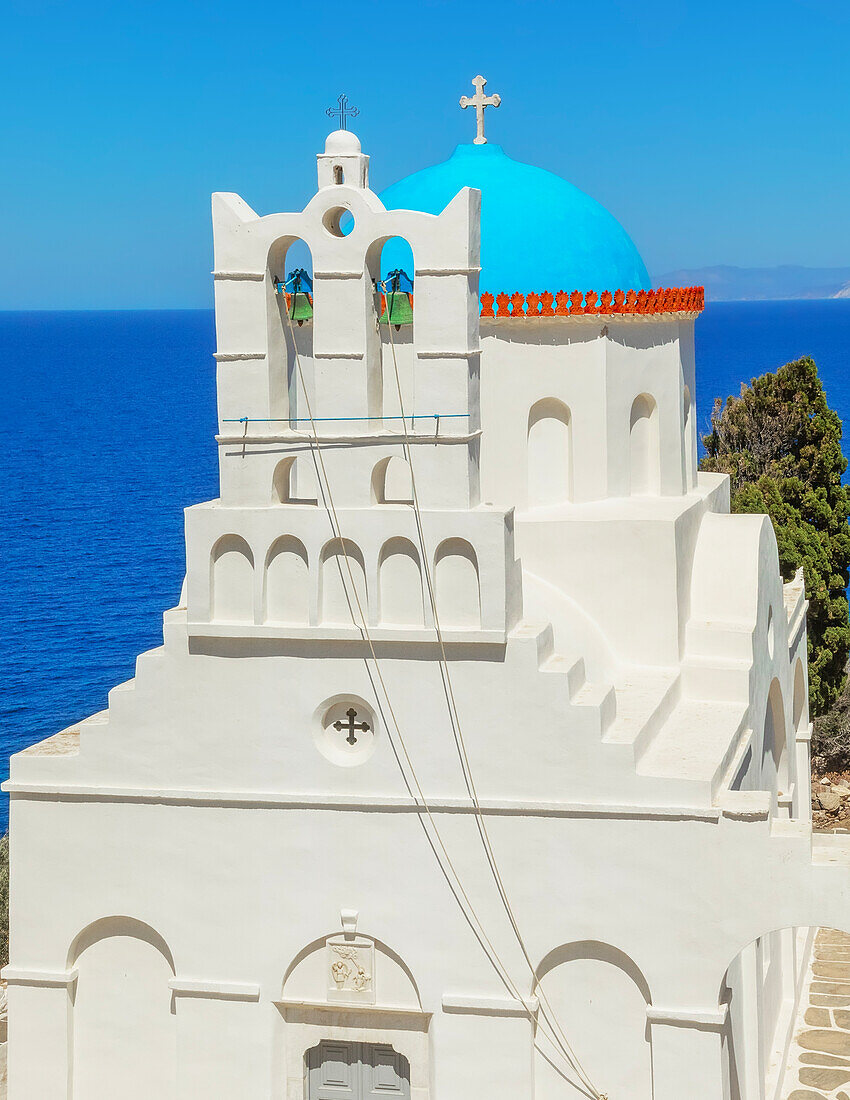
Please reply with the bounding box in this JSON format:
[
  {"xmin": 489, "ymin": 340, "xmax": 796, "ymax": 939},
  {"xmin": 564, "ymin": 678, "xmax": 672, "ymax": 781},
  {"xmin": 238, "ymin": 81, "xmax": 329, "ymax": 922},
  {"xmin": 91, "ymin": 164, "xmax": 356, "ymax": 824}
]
[{"xmin": 656, "ymin": 265, "xmax": 850, "ymax": 302}]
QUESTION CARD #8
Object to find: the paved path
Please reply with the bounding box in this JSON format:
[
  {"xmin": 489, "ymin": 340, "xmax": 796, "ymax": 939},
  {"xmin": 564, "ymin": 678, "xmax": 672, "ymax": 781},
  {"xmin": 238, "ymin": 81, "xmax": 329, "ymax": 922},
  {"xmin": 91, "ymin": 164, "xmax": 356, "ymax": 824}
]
[{"xmin": 785, "ymin": 928, "xmax": 850, "ymax": 1098}]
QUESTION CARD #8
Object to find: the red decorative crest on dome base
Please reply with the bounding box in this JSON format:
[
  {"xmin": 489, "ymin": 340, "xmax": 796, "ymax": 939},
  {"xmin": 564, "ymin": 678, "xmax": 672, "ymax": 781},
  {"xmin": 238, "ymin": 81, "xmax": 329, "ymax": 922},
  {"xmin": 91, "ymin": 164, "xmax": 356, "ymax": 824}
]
[{"xmin": 479, "ymin": 287, "xmax": 704, "ymax": 318}]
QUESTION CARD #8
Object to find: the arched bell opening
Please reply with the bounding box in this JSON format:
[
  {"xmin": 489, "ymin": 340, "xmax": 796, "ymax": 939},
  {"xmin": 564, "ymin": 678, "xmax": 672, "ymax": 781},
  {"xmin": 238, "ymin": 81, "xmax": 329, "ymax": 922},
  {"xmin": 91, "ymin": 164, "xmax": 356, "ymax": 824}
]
[
  {"xmin": 367, "ymin": 236, "xmax": 416, "ymax": 429},
  {"xmin": 266, "ymin": 236, "xmax": 315, "ymax": 426}
]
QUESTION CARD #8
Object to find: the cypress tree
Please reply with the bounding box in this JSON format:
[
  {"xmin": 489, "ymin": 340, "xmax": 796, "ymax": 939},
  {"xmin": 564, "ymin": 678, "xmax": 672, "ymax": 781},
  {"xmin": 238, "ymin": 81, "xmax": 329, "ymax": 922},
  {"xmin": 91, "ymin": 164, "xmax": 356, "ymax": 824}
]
[{"xmin": 701, "ymin": 356, "xmax": 850, "ymax": 717}]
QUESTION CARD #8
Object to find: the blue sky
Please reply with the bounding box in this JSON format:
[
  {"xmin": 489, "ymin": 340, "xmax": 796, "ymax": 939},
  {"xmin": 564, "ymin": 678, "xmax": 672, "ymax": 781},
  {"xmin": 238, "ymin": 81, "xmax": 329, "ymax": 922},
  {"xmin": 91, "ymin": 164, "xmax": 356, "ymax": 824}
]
[{"xmin": 1, "ymin": 0, "xmax": 848, "ymax": 309}]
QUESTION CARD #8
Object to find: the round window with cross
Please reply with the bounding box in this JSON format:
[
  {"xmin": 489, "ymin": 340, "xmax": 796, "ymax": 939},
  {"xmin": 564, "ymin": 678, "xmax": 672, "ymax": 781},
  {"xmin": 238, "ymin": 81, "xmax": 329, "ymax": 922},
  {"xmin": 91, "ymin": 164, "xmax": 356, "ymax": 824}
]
[{"xmin": 314, "ymin": 696, "xmax": 378, "ymax": 766}]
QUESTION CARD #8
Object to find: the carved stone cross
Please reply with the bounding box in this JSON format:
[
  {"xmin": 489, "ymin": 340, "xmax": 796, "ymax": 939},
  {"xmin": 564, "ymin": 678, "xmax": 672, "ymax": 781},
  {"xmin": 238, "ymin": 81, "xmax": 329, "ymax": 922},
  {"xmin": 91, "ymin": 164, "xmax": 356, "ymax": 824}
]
[
  {"xmin": 459, "ymin": 75, "xmax": 501, "ymax": 145},
  {"xmin": 333, "ymin": 707, "xmax": 370, "ymax": 745}
]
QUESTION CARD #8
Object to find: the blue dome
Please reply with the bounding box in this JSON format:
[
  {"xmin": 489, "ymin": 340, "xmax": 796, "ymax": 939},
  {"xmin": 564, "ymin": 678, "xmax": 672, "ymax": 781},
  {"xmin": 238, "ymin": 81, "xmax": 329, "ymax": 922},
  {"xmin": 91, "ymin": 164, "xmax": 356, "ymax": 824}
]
[{"xmin": 378, "ymin": 143, "xmax": 651, "ymax": 296}]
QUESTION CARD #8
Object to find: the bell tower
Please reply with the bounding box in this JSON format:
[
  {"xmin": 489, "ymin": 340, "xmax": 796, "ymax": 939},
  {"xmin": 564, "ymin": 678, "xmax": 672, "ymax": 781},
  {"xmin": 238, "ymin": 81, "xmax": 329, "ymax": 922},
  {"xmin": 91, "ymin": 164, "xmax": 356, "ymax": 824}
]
[{"xmin": 186, "ymin": 131, "xmax": 521, "ymax": 640}]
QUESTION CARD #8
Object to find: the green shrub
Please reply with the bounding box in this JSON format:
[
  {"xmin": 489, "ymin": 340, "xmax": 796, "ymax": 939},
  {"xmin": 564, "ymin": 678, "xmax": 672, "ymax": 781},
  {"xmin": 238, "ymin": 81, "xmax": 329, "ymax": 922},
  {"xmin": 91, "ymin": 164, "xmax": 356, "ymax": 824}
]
[{"xmin": 701, "ymin": 356, "xmax": 850, "ymax": 716}]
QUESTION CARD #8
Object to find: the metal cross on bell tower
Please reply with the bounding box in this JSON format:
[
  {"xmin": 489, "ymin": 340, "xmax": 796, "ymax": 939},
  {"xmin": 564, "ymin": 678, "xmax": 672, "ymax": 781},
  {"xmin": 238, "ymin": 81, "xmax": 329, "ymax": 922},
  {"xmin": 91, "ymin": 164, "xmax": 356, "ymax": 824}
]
[
  {"xmin": 459, "ymin": 75, "xmax": 501, "ymax": 145},
  {"xmin": 325, "ymin": 93, "xmax": 360, "ymax": 130}
]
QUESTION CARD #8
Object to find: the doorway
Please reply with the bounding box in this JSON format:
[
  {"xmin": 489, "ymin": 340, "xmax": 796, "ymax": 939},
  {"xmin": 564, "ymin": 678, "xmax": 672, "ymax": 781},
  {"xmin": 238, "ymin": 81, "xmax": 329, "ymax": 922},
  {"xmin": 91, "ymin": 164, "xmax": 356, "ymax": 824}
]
[{"xmin": 305, "ymin": 1041, "xmax": 410, "ymax": 1100}]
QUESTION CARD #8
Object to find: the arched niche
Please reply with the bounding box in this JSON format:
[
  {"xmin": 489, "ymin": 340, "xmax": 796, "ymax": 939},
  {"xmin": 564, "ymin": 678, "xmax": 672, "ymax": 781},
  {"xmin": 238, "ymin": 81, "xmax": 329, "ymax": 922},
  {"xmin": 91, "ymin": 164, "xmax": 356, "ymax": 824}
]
[
  {"xmin": 265, "ymin": 536, "xmax": 309, "ymax": 624},
  {"xmin": 434, "ymin": 538, "xmax": 480, "ymax": 629},
  {"xmin": 211, "ymin": 534, "xmax": 254, "ymax": 623},
  {"xmin": 532, "ymin": 941, "xmax": 653, "ymax": 1100},
  {"xmin": 272, "ymin": 454, "xmax": 318, "ymax": 505},
  {"xmin": 792, "ymin": 659, "xmax": 808, "ymax": 735},
  {"xmin": 321, "ymin": 538, "xmax": 367, "ymax": 626},
  {"xmin": 69, "ymin": 917, "xmax": 176, "ymax": 1100},
  {"xmin": 761, "ymin": 677, "xmax": 789, "ymax": 800},
  {"xmin": 371, "ymin": 455, "xmax": 413, "ymax": 505},
  {"xmin": 629, "ymin": 393, "xmax": 660, "ymax": 496},
  {"xmin": 267, "ymin": 235, "xmax": 314, "ymax": 422},
  {"xmin": 527, "ymin": 397, "xmax": 572, "ymax": 508},
  {"xmin": 379, "ymin": 537, "xmax": 424, "ymax": 627}
]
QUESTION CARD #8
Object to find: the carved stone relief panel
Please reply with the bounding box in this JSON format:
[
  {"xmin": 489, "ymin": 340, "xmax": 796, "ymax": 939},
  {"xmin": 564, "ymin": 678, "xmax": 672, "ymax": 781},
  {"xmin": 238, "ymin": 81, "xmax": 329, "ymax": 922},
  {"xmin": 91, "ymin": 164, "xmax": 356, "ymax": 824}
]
[{"xmin": 326, "ymin": 934, "xmax": 376, "ymax": 1004}]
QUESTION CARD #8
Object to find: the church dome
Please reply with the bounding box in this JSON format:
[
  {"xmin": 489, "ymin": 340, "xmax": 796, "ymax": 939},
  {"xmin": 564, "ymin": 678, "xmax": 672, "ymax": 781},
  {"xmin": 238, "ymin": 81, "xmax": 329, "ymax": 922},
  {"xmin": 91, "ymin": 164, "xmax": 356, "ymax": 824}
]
[{"xmin": 378, "ymin": 143, "xmax": 651, "ymax": 296}]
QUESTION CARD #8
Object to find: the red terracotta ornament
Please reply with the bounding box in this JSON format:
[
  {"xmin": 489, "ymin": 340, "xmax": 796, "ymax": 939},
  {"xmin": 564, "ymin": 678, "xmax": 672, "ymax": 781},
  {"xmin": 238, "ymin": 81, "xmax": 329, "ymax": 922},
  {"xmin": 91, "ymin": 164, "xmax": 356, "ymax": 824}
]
[{"xmin": 480, "ymin": 285, "xmax": 704, "ymax": 318}]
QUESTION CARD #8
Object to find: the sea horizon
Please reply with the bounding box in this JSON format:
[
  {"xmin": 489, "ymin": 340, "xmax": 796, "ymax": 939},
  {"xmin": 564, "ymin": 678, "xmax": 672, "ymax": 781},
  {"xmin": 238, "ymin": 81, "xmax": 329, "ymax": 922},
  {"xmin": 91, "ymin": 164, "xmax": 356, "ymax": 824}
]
[{"xmin": 2, "ymin": 299, "xmax": 849, "ymax": 832}]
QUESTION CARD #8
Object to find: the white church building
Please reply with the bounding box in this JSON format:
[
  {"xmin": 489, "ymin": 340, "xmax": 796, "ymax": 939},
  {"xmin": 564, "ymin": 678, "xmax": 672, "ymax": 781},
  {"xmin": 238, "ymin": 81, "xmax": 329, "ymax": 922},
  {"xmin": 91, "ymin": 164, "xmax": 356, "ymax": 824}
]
[{"xmin": 6, "ymin": 81, "xmax": 850, "ymax": 1100}]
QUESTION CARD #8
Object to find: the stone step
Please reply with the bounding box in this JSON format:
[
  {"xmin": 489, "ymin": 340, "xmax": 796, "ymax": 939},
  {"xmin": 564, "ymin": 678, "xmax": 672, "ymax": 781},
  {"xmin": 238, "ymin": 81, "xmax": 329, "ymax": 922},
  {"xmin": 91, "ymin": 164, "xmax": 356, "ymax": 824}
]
[
  {"xmin": 635, "ymin": 697, "xmax": 749, "ymax": 798},
  {"xmin": 603, "ymin": 669, "xmax": 680, "ymax": 761}
]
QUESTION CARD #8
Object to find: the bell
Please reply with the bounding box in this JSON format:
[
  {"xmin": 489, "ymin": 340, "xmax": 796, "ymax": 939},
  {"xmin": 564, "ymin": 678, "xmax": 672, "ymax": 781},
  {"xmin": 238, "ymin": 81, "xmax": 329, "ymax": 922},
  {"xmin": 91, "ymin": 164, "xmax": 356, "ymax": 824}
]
[
  {"xmin": 379, "ymin": 269, "xmax": 414, "ymax": 328},
  {"xmin": 285, "ymin": 268, "xmax": 313, "ymax": 325}
]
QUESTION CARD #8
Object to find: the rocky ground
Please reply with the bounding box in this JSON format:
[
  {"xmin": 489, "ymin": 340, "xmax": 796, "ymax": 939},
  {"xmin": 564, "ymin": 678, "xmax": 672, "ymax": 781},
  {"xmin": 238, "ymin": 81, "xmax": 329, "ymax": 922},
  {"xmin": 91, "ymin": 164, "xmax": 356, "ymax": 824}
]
[{"xmin": 813, "ymin": 775, "xmax": 850, "ymax": 831}]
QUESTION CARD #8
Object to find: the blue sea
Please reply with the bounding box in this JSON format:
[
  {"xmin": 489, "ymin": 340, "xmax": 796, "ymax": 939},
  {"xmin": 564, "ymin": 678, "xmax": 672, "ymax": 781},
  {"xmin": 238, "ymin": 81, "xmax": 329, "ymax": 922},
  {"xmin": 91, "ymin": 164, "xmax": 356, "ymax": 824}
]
[{"xmin": 1, "ymin": 301, "xmax": 849, "ymax": 831}]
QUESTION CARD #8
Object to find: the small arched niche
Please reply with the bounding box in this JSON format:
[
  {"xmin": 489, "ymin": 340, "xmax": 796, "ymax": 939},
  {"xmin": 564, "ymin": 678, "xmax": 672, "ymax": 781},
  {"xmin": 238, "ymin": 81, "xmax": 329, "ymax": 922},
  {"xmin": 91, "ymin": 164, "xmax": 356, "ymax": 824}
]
[
  {"xmin": 211, "ymin": 534, "xmax": 254, "ymax": 623},
  {"xmin": 629, "ymin": 393, "xmax": 660, "ymax": 496},
  {"xmin": 272, "ymin": 454, "xmax": 318, "ymax": 505},
  {"xmin": 762, "ymin": 677, "xmax": 789, "ymax": 802},
  {"xmin": 70, "ymin": 917, "xmax": 176, "ymax": 1100},
  {"xmin": 265, "ymin": 536, "xmax": 309, "ymax": 624},
  {"xmin": 379, "ymin": 537, "xmax": 424, "ymax": 627},
  {"xmin": 371, "ymin": 455, "xmax": 413, "ymax": 505},
  {"xmin": 434, "ymin": 538, "xmax": 480, "ymax": 629},
  {"xmin": 793, "ymin": 659, "xmax": 808, "ymax": 735},
  {"xmin": 533, "ymin": 941, "xmax": 652, "ymax": 1100},
  {"xmin": 320, "ymin": 538, "xmax": 367, "ymax": 626},
  {"xmin": 683, "ymin": 385, "xmax": 695, "ymax": 488},
  {"xmin": 527, "ymin": 397, "xmax": 573, "ymax": 508}
]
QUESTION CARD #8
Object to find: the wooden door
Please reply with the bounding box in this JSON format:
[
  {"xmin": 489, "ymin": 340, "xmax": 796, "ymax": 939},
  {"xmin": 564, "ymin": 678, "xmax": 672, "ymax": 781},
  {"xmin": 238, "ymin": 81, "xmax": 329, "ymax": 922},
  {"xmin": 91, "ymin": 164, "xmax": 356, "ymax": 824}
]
[{"xmin": 305, "ymin": 1041, "xmax": 410, "ymax": 1100}]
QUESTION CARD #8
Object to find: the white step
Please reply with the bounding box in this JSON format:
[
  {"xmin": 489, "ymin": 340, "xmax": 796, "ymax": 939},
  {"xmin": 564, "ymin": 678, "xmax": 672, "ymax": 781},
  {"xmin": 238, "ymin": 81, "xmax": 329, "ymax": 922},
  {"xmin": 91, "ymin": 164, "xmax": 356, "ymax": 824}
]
[
  {"xmin": 604, "ymin": 670, "xmax": 680, "ymax": 760},
  {"xmin": 636, "ymin": 698, "xmax": 749, "ymax": 798}
]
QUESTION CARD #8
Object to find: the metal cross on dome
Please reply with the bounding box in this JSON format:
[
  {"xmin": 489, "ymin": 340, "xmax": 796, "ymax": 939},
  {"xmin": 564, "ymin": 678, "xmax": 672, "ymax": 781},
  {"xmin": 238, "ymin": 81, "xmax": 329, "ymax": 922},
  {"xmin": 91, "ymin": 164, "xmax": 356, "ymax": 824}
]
[
  {"xmin": 459, "ymin": 75, "xmax": 501, "ymax": 145},
  {"xmin": 326, "ymin": 94, "xmax": 360, "ymax": 130}
]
